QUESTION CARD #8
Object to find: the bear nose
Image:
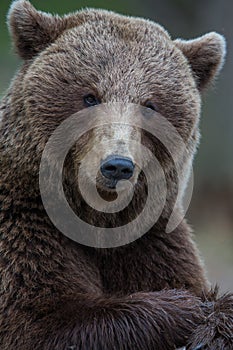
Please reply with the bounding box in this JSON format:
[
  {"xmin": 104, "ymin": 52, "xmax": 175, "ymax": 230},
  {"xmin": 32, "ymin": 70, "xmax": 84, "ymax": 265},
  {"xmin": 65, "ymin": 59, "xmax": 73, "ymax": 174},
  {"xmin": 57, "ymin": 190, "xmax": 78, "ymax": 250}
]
[{"xmin": 100, "ymin": 156, "xmax": 135, "ymax": 181}]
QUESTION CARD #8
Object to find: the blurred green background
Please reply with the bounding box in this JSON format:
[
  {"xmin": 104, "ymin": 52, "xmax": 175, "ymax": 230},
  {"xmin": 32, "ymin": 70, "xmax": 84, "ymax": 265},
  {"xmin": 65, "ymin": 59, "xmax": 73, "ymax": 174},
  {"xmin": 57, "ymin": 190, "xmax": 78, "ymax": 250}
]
[{"xmin": 1, "ymin": 0, "xmax": 232, "ymax": 291}]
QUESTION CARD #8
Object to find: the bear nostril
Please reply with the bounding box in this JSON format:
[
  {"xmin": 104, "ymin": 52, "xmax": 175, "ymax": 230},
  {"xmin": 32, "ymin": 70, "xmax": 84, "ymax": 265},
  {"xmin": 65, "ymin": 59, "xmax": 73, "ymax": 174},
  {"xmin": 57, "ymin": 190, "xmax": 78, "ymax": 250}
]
[
  {"xmin": 105, "ymin": 165, "xmax": 117, "ymax": 172},
  {"xmin": 122, "ymin": 168, "xmax": 131, "ymax": 174},
  {"xmin": 100, "ymin": 156, "xmax": 135, "ymax": 182}
]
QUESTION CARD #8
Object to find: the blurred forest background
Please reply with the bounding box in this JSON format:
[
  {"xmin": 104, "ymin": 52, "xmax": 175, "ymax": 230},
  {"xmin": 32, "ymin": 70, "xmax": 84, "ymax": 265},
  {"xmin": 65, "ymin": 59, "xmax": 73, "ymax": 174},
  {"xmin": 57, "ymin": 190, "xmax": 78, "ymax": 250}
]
[{"xmin": 0, "ymin": 0, "xmax": 232, "ymax": 291}]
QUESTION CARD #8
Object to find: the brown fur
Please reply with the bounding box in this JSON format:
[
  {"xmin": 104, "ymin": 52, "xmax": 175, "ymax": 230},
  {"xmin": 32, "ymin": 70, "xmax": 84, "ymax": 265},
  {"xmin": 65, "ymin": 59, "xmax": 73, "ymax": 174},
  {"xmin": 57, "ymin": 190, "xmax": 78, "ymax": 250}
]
[{"xmin": 0, "ymin": 1, "xmax": 232, "ymax": 349}]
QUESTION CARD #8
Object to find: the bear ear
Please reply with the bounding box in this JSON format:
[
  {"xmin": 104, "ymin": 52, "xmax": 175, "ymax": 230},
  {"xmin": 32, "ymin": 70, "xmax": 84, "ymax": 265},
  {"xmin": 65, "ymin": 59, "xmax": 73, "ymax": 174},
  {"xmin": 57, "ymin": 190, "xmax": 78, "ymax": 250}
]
[
  {"xmin": 7, "ymin": 0, "xmax": 68, "ymax": 60},
  {"xmin": 174, "ymin": 32, "xmax": 226, "ymax": 90}
]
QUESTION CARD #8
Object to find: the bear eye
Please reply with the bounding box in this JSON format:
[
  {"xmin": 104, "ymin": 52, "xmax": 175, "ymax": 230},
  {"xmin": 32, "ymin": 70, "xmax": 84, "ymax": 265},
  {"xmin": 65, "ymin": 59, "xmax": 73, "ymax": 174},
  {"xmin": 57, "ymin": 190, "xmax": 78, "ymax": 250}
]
[
  {"xmin": 83, "ymin": 94, "xmax": 101, "ymax": 107},
  {"xmin": 145, "ymin": 101, "xmax": 159, "ymax": 112}
]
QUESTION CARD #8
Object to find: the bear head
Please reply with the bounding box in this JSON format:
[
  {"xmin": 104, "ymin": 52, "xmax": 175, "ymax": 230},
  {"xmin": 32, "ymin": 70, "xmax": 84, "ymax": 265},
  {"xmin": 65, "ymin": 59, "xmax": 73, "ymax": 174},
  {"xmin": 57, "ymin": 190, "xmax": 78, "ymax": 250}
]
[{"xmin": 0, "ymin": 0, "xmax": 226, "ymax": 235}]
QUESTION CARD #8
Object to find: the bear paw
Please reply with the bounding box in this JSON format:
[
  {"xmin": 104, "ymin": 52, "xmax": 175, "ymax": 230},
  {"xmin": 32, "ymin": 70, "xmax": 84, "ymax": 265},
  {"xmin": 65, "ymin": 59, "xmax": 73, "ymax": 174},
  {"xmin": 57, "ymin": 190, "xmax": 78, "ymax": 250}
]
[{"xmin": 187, "ymin": 291, "xmax": 233, "ymax": 350}]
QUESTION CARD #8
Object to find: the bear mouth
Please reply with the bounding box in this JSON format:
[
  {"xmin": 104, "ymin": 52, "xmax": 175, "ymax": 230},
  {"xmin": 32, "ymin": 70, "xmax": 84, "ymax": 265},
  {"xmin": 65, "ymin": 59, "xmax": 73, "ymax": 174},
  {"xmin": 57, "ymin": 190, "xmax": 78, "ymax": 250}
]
[
  {"xmin": 98, "ymin": 178, "xmax": 122, "ymax": 190},
  {"xmin": 95, "ymin": 168, "xmax": 142, "ymax": 203},
  {"xmin": 95, "ymin": 178, "xmax": 136, "ymax": 203},
  {"xmin": 96, "ymin": 175, "xmax": 132, "ymax": 192}
]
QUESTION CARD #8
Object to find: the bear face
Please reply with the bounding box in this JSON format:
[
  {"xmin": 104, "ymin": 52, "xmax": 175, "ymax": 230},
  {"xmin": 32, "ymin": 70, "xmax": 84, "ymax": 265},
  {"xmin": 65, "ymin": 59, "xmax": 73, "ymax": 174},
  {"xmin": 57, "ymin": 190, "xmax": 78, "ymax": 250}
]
[{"xmin": 3, "ymin": 2, "xmax": 225, "ymax": 214}]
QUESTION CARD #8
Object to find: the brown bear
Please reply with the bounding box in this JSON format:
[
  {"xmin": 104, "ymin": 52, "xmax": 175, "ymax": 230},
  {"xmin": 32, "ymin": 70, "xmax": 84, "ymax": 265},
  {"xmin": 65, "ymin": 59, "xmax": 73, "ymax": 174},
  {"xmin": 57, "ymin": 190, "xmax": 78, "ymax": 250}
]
[{"xmin": 0, "ymin": 0, "xmax": 232, "ymax": 349}]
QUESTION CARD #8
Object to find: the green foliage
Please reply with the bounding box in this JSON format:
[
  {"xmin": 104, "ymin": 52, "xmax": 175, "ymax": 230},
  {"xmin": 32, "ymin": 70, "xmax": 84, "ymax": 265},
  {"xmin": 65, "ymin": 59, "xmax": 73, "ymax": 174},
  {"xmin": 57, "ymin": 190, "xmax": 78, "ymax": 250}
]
[
  {"xmin": 0, "ymin": 1, "xmax": 12, "ymax": 53},
  {"xmin": 29, "ymin": 0, "xmax": 134, "ymax": 15}
]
